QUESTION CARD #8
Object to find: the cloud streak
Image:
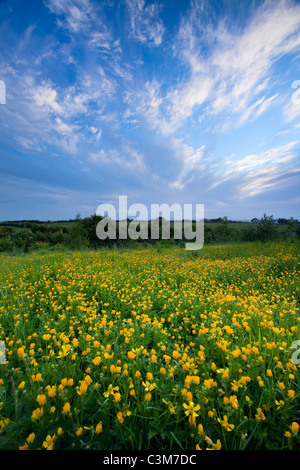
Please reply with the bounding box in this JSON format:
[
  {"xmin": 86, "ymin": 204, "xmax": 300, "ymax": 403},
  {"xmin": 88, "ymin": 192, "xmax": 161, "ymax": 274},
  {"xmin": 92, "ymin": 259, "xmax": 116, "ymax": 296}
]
[{"xmin": 212, "ymin": 141, "xmax": 300, "ymax": 197}]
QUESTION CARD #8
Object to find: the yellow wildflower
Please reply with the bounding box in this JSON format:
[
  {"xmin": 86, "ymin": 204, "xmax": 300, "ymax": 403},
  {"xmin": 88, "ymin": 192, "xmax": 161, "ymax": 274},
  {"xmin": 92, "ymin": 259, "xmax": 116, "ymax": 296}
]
[
  {"xmin": 47, "ymin": 385, "xmax": 56, "ymax": 397},
  {"xmin": 128, "ymin": 351, "xmax": 137, "ymax": 359},
  {"xmin": 17, "ymin": 347, "xmax": 25, "ymax": 358},
  {"xmin": 103, "ymin": 384, "xmax": 119, "ymax": 397},
  {"xmin": 42, "ymin": 433, "xmax": 56, "ymax": 450},
  {"xmin": 19, "ymin": 443, "xmax": 28, "ymax": 450},
  {"xmin": 27, "ymin": 433, "xmax": 35, "ymax": 444},
  {"xmin": 217, "ymin": 415, "xmax": 234, "ymax": 431},
  {"xmin": 62, "ymin": 402, "xmax": 71, "ymax": 414},
  {"xmin": 255, "ymin": 408, "xmax": 266, "ymax": 421},
  {"xmin": 36, "ymin": 394, "xmax": 47, "ymax": 406},
  {"xmin": 31, "ymin": 407, "xmax": 44, "ymax": 420},
  {"xmin": 183, "ymin": 401, "xmax": 200, "ymax": 419},
  {"xmin": 92, "ymin": 356, "xmax": 101, "ymax": 366},
  {"xmin": 291, "ymin": 422, "xmax": 299, "ymax": 433},
  {"xmin": 113, "ymin": 392, "xmax": 121, "ymax": 402},
  {"xmin": 95, "ymin": 422, "xmax": 103, "ymax": 434},
  {"xmin": 197, "ymin": 424, "xmax": 204, "ymax": 435}
]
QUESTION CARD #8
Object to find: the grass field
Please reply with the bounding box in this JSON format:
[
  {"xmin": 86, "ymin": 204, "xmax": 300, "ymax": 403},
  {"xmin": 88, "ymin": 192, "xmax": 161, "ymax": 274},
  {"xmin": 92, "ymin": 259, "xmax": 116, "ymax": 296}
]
[{"xmin": 0, "ymin": 241, "xmax": 299, "ymax": 450}]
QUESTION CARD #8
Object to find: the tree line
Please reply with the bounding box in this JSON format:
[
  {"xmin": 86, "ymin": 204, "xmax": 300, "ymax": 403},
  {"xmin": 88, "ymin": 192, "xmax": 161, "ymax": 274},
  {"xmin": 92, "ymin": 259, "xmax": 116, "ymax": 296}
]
[{"xmin": 0, "ymin": 213, "xmax": 299, "ymax": 253}]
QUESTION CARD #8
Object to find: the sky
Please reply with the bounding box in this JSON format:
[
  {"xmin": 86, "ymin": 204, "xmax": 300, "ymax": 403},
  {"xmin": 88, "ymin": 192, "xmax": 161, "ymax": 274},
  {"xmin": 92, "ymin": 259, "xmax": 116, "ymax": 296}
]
[{"xmin": 0, "ymin": 0, "xmax": 300, "ymax": 222}]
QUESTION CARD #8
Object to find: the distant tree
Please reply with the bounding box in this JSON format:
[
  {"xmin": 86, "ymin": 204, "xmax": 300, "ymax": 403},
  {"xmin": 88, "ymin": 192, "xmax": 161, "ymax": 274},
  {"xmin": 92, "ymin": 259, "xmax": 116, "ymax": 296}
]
[
  {"xmin": 0, "ymin": 237, "xmax": 14, "ymax": 252},
  {"xmin": 80, "ymin": 214, "xmax": 104, "ymax": 248},
  {"xmin": 241, "ymin": 226, "xmax": 258, "ymax": 242},
  {"xmin": 12, "ymin": 229, "xmax": 34, "ymax": 252},
  {"xmin": 287, "ymin": 217, "xmax": 297, "ymax": 238},
  {"xmin": 66, "ymin": 214, "xmax": 89, "ymax": 249},
  {"xmin": 204, "ymin": 225, "xmax": 215, "ymax": 243},
  {"xmin": 0, "ymin": 227, "xmax": 13, "ymax": 238},
  {"xmin": 256, "ymin": 214, "xmax": 277, "ymax": 242},
  {"xmin": 214, "ymin": 216, "xmax": 237, "ymax": 242},
  {"xmin": 278, "ymin": 218, "xmax": 289, "ymax": 225}
]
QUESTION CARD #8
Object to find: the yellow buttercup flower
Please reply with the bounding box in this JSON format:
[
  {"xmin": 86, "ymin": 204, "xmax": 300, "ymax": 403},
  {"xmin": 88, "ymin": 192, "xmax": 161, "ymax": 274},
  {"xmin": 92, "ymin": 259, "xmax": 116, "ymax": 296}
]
[
  {"xmin": 19, "ymin": 443, "xmax": 28, "ymax": 450},
  {"xmin": 77, "ymin": 381, "xmax": 88, "ymax": 395},
  {"xmin": 255, "ymin": 408, "xmax": 266, "ymax": 421},
  {"xmin": 291, "ymin": 422, "xmax": 299, "ymax": 433},
  {"xmin": 113, "ymin": 392, "xmax": 121, "ymax": 402},
  {"xmin": 62, "ymin": 402, "xmax": 71, "ymax": 414},
  {"xmin": 31, "ymin": 407, "xmax": 43, "ymax": 420},
  {"xmin": 92, "ymin": 356, "xmax": 101, "ymax": 365},
  {"xmin": 17, "ymin": 347, "xmax": 25, "ymax": 358},
  {"xmin": 217, "ymin": 415, "xmax": 234, "ymax": 431},
  {"xmin": 183, "ymin": 401, "xmax": 200, "ymax": 418},
  {"xmin": 36, "ymin": 394, "xmax": 47, "ymax": 406},
  {"xmin": 197, "ymin": 424, "xmax": 204, "ymax": 435},
  {"xmin": 128, "ymin": 351, "xmax": 137, "ymax": 359},
  {"xmin": 47, "ymin": 385, "xmax": 56, "ymax": 397},
  {"xmin": 162, "ymin": 399, "xmax": 176, "ymax": 414},
  {"xmin": 95, "ymin": 422, "xmax": 103, "ymax": 434},
  {"xmin": 42, "ymin": 433, "xmax": 56, "ymax": 450},
  {"xmin": 103, "ymin": 384, "xmax": 119, "ymax": 397},
  {"xmin": 27, "ymin": 433, "xmax": 35, "ymax": 444}
]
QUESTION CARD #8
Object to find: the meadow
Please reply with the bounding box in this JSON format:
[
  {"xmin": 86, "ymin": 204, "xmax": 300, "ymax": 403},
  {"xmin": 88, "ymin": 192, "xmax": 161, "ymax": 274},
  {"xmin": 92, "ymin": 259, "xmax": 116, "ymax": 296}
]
[{"xmin": 0, "ymin": 241, "xmax": 299, "ymax": 450}]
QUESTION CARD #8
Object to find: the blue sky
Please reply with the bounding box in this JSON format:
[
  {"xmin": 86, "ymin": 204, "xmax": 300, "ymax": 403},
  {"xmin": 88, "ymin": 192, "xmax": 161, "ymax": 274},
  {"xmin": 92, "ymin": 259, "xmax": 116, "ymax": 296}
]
[{"xmin": 0, "ymin": 0, "xmax": 300, "ymax": 221}]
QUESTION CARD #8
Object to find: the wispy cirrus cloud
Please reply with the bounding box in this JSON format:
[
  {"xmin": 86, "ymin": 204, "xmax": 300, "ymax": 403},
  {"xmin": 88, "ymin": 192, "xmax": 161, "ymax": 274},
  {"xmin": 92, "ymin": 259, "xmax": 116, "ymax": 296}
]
[
  {"xmin": 90, "ymin": 143, "xmax": 145, "ymax": 171},
  {"xmin": 125, "ymin": 0, "xmax": 165, "ymax": 46},
  {"xmin": 44, "ymin": 0, "xmax": 97, "ymax": 34},
  {"xmin": 126, "ymin": 0, "xmax": 300, "ymax": 135},
  {"xmin": 169, "ymin": 140, "xmax": 207, "ymax": 190},
  {"xmin": 122, "ymin": 0, "xmax": 300, "ymax": 192},
  {"xmin": 212, "ymin": 141, "xmax": 300, "ymax": 197},
  {"xmin": 284, "ymin": 80, "xmax": 300, "ymax": 124},
  {"xmin": 174, "ymin": 0, "xmax": 300, "ymax": 124},
  {"xmin": 2, "ymin": 68, "xmax": 114, "ymax": 154}
]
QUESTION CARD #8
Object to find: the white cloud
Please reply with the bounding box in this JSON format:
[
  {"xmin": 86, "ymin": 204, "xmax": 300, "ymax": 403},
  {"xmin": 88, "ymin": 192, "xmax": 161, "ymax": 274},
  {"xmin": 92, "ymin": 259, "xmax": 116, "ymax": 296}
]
[
  {"xmin": 55, "ymin": 117, "xmax": 78, "ymax": 136},
  {"xmin": 124, "ymin": 79, "xmax": 163, "ymax": 129},
  {"xmin": 45, "ymin": 0, "xmax": 96, "ymax": 34},
  {"xmin": 14, "ymin": 136, "xmax": 42, "ymax": 152},
  {"xmin": 212, "ymin": 141, "xmax": 299, "ymax": 197},
  {"xmin": 125, "ymin": 1, "xmax": 300, "ymax": 140},
  {"xmin": 89, "ymin": 143, "xmax": 145, "ymax": 170},
  {"xmin": 125, "ymin": 0, "xmax": 165, "ymax": 45},
  {"xmin": 171, "ymin": 0, "xmax": 300, "ymax": 130},
  {"xmin": 169, "ymin": 139, "xmax": 207, "ymax": 190},
  {"xmin": 284, "ymin": 80, "xmax": 300, "ymax": 122},
  {"xmin": 32, "ymin": 83, "xmax": 63, "ymax": 114}
]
